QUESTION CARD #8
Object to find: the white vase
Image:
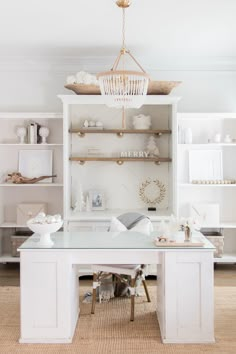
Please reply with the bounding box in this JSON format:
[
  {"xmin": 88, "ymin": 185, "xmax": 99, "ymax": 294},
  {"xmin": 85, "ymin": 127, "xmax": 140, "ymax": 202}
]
[
  {"xmin": 133, "ymin": 115, "xmax": 151, "ymax": 130},
  {"xmin": 86, "ymin": 196, "xmax": 91, "ymax": 212},
  {"xmin": 185, "ymin": 128, "xmax": 192, "ymax": 144},
  {"xmin": 214, "ymin": 133, "xmax": 221, "ymax": 143},
  {"xmin": 224, "ymin": 134, "xmax": 232, "ymax": 143}
]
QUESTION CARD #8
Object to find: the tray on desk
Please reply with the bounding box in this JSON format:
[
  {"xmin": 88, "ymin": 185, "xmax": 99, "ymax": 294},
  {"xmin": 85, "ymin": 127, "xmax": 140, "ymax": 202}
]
[{"xmin": 154, "ymin": 240, "xmax": 204, "ymax": 247}]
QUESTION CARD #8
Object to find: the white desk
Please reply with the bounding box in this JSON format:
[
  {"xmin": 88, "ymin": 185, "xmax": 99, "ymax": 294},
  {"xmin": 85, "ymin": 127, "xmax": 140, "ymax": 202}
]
[{"xmin": 19, "ymin": 231, "xmax": 215, "ymax": 344}]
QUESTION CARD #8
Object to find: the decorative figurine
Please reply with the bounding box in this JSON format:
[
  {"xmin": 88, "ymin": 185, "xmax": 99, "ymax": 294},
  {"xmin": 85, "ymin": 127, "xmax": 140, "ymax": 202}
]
[
  {"xmin": 146, "ymin": 136, "xmax": 160, "ymax": 157},
  {"xmin": 86, "ymin": 195, "xmax": 91, "ymax": 212},
  {"xmin": 16, "ymin": 126, "xmax": 27, "ymax": 144},
  {"xmin": 73, "ymin": 184, "xmax": 85, "ymax": 212},
  {"xmin": 39, "ymin": 126, "xmax": 50, "ymax": 144},
  {"xmin": 83, "ymin": 120, "xmax": 89, "ymax": 128}
]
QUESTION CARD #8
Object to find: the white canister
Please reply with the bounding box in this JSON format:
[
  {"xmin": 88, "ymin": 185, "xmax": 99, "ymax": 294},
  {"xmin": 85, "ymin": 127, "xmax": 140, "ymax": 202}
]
[
  {"xmin": 214, "ymin": 133, "xmax": 221, "ymax": 143},
  {"xmin": 133, "ymin": 115, "xmax": 151, "ymax": 130}
]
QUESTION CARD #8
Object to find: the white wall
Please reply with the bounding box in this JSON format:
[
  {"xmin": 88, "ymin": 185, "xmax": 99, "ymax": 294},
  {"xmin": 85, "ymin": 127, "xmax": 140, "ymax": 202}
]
[{"xmin": 0, "ymin": 56, "xmax": 236, "ymax": 112}]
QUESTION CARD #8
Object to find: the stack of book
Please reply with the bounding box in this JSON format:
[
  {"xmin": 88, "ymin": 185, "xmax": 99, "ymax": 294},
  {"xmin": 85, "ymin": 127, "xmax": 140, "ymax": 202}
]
[{"xmin": 27, "ymin": 122, "xmax": 42, "ymax": 144}]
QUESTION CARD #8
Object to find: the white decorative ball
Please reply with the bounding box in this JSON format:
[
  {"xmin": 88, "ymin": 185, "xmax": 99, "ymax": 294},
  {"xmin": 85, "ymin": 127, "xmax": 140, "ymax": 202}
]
[
  {"xmin": 54, "ymin": 214, "xmax": 62, "ymax": 222},
  {"xmin": 46, "ymin": 216, "xmax": 55, "ymax": 224}
]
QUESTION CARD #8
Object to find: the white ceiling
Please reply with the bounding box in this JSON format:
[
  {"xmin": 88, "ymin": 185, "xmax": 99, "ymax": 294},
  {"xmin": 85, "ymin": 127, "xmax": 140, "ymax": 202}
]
[{"xmin": 0, "ymin": 0, "xmax": 235, "ymax": 59}]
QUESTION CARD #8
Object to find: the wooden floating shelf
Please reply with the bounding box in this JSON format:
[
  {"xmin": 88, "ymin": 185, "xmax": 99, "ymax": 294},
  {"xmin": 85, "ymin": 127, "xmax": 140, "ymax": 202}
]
[
  {"xmin": 69, "ymin": 157, "xmax": 172, "ymax": 165},
  {"xmin": 70, "ymin": 129, "xmax": 171, "ymax": 137}
]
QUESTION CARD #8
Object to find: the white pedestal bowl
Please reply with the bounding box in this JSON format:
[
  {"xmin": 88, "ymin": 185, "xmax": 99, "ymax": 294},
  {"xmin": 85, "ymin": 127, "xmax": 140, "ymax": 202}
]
[{"xmin": 27, "ymin": 221, "xmax": 63, "ymax": 246}]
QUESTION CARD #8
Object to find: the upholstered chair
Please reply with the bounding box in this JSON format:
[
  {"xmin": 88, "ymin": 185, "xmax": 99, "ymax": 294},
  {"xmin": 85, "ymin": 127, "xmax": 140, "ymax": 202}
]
[{"xmin": 91, "ymin": 213, "xmax": 152, "ymax": 321}]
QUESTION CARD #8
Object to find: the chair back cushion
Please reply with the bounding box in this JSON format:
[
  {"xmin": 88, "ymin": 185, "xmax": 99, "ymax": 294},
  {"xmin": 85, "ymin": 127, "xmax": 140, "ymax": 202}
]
[
  {"xmin": 109, "ymin": 213, "xmax": 153, "ymax": 235},
  {"xmin": 109, "ymin": 217, "xmax": 127, "ymax": 232}
]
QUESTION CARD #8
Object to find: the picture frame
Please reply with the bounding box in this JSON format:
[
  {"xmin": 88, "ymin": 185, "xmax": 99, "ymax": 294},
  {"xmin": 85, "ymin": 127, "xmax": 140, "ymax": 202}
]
[
  {"xmin": 189, "ymin": 150, "xmax": 223, "ymax": 182},
  {"xmin": 19, "ymin": 150, "xmax": 53, "ymax": 183},
  {"xmin": 89, "ymin": 190, "xmax": 105, "ymax": 210}
]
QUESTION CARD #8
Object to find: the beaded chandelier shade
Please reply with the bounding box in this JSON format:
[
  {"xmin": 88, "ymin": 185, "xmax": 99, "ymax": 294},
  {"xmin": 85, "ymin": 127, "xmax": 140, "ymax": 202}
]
[{"xmin": 97, "ymin": 0, "xmax": 149, "ymax": 109}]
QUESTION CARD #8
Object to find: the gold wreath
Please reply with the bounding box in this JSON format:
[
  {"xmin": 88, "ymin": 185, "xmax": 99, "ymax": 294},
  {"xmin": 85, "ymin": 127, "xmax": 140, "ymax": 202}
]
[{"xmin": 139, "ymin": 179, "xmax": 166, "ymax": 205}]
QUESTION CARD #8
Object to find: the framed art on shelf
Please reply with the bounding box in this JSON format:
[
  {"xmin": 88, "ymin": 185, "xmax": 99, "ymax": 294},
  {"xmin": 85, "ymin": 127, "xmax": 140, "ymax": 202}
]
[
  {"xmin": 89, "ymin": 190, "xmax": 105, "ymax": 211},
  {"xmin": 18, "ymin": 150, "xmax": 53, "ymax": 183},
  {"xmin": 189, "ymin": 150, "xmax": 223, "ymax": 182}
]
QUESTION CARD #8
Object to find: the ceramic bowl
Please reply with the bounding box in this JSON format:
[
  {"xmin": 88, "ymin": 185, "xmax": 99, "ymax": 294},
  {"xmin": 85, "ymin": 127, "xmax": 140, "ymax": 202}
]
[{"xmin": 27, "ymin": 221, "xmax": 63, "ymax": 246}]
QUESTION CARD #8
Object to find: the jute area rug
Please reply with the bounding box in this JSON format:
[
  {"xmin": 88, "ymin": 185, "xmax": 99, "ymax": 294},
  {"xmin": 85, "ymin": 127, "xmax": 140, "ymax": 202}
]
[{"xmin": 0, "ymin": 282, "xmax": 235, "ymax": 354}]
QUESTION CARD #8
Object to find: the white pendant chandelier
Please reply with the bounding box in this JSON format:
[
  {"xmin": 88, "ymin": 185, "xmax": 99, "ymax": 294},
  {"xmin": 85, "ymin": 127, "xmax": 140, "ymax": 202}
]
[{"xmin": 97, "ymin": 0, "xmax": 149, "ymax": 109}]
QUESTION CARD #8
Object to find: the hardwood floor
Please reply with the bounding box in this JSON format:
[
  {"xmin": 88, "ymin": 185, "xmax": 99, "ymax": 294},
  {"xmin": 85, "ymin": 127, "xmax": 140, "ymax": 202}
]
[{"xmin": 0, "ymin": 263, "xmax": 235, "ymax": 287}]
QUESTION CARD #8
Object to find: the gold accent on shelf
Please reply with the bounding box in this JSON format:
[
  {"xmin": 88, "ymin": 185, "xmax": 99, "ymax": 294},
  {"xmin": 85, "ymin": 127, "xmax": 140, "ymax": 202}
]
[
  {"xmin": 77, "ymin": 132, "xmax": 85, "ymax": 137},
  {"xmin": 117, "ymin": 132, "xmax": 124, "ymax": 137},
  {"xmin": 70, "ymin": 157, "xmax": 171, "ymax": 164},
  {"xmin": 70, "ymin": 129, "xmax": 171, "ymax": 136},
  {"xmin": 116, "ymin": 160, "xmax": 124, "ymax": 165}
]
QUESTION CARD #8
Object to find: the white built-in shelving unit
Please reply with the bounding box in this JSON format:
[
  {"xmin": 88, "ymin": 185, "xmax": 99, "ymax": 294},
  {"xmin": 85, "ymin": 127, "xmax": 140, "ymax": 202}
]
[
  {"xmin": 177, "ymin": 112, "xmax": 236, "ymax": 263},
  {"xmin": 59, "ymin": 95, "xmax": 180, "ymax": 228},
  {"xmin": 0, "ymin": 112, "xmax": 63, "ymax": 263},
  {"xmin": 59, "ymin": 95, "xmax": 180, "ymax": 275}
]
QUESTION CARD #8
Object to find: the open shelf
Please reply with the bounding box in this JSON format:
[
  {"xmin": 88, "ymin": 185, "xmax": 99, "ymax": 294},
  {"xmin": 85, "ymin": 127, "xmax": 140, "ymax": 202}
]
[
  {"xmin": 214, "ymin": 253, "xmax": 236, "ymax": 263},
  {"xmin": 69, "ymin": 157, "xmax": 171, "ymax": 164},
  {"xmin": 70, "ymin": 129, "xmax": 172, "ymax": 137},
  {"xmin": 0, "ymin": 222, "xmax": 27, "ymax": 228},
  {"xmin": 0, "ymin": 143, "xmax": 63, "ymax": 146},
  {"xmin": 178, "ymin": 143, "xmax": 236, "ymax": 147},
  {"xmin": 179, "ymin": 183, "xmax": 236, "ymax": 187},
  {"xmin": 0, "ymin": 183, "xmax": 63, "ymax": 187},
  {"xmin": 0, "ymin": 112, "xmax": 63, "ymax": 120},
  {"xmin": 178, "ymin": 113, "xmax": 236, "ymax": 121},
  {"xmin": 0, "ymin": 254, "xmax": 20, "ymax": 263},
  {"xmin": 200, "ymin": 222, "xmax": 236, "ymax": 229}
]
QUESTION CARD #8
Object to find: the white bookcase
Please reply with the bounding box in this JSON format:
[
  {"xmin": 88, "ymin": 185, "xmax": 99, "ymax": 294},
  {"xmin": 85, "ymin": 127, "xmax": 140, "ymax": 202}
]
[
  {"xmin": 59, "ymin": 95, "xmax": 179, "ymax": 275},
  {"xmin": 0, "ymin": 112, "xmax": 63, "ymax": 263},
  {"xmin": 59, "ymin": 95, "xmax": 179, "ymax": 227},
  {"xmin": 177, "ymin": 112, "xmax": 236, "ymax": 263}
]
